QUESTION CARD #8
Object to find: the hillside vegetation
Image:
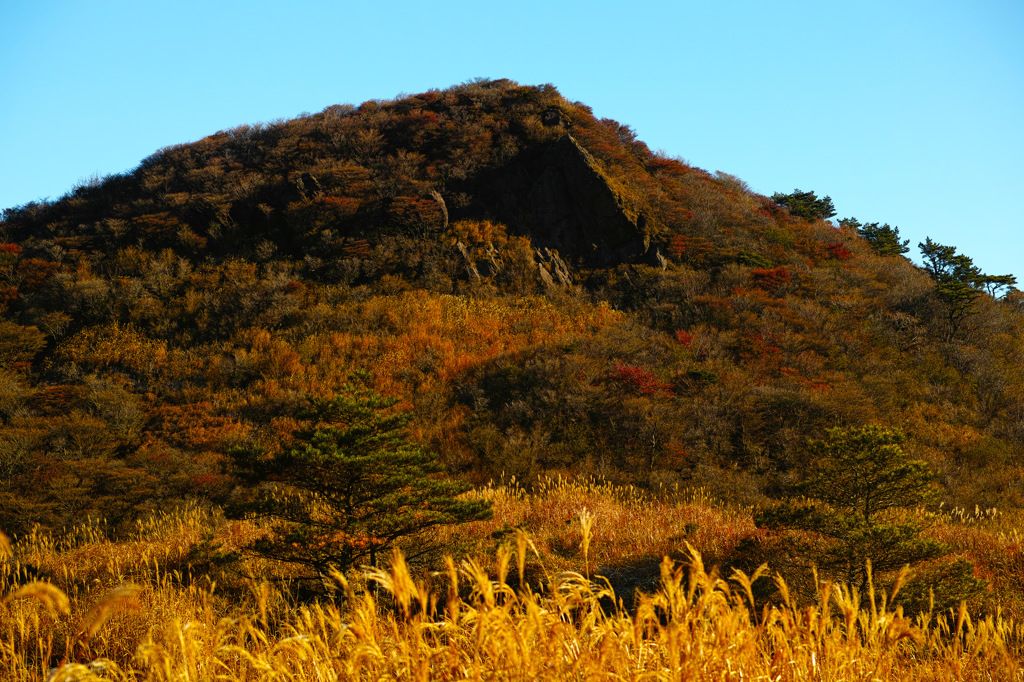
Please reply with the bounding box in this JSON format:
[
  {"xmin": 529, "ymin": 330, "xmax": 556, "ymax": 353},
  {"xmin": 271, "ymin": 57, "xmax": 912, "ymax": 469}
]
[{"xmin": 1, "ymin": 78, "xmax": 1022, "ymax": 677}]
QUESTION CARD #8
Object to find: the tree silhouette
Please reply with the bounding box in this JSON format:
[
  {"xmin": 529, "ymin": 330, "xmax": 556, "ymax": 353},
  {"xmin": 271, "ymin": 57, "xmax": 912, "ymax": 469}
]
[{"xmin": 840, "ymin": 218, "xmax": 909, "ymax": 256}]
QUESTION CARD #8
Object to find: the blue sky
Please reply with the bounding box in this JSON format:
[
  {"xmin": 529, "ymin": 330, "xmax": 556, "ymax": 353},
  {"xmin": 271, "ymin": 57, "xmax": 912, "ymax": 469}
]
[{"xmin": 2, "ymin": 0, "xmax": 1021, "ymax": 282}]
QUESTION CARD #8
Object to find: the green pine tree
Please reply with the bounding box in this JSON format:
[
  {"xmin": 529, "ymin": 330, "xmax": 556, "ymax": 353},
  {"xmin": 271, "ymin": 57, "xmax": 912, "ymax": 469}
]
[
  {"xmin": 840, "ymin": 218, "xmax": 910, "ymax": 256},
  {"xmin": 919, "ymin": 237, "xmax": 1017, "ymax": 339},
  {"xmin": 227, "ymin": 383, "xmax": 492, "ymax": 577},
  {"xmin": 757, "ymin": 426, "xmax": 984, "ymax": 610},
  {"xmin": 770, "ymin": 189, "xmax": 836, "ymax": 221}
]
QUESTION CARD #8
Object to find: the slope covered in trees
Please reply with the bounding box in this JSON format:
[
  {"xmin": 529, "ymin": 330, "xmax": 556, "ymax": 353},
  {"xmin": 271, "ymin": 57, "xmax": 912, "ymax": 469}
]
[{"xmin": 0, "ymin": 77, "xmax": 1021, "ymax": 548}]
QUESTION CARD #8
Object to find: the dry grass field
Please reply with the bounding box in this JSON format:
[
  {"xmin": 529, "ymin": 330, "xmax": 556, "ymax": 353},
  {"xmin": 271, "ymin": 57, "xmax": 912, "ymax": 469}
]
[{"xmin": 3, "ymin": 480, "xmax": 1023, "ymax": 681}]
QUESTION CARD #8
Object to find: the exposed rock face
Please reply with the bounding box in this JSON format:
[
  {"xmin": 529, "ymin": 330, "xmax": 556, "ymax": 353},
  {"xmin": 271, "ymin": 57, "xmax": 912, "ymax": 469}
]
[
  {"xmin": 535, "ymin": 247, "xmax": 573, "ymax": 288},
  {"xmin": 294, "ymin": 172, "xmax": 323, "ymax": 200},
  {"xmin": 540, "ymin": 106, "xmax": 572, "ymax": 129},
  {"xmin": 454, "ymin": 241, "xmax": 482, "ymax": 281},
  {"xmin": 471, "ymin": 135, "xmax": 655, "ymax": 266},
  {"xmin": 429, "ymin": 189, "xmax": 449, "ymax": 229}
]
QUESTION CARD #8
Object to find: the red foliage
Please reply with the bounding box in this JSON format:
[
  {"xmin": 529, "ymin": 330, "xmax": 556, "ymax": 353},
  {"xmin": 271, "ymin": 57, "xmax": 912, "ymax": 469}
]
[
  {"xmin": 756, "ymin": 199, "xmax": 791, "ymax": 222},
  {"xmin": 668, "ymin": 235, "xmax": 714, "ymax": 265},
  {"xmin": 609, "ymin": 362, "xmax": 674, "ymax": 396},
  {"xmin": 827, "ymin": 242, "xmax": 853, "ymax": 260},
  {"xmin": 16, "ymin": 258, "xmax": 60, "ymax": 290},
  {"xmin": 674, "ymin": 330, "xmax": 694, "ymax": 348},
  {"xmin": 667, "ymin": 236, "xmax": 687, "ymax": 258},
  {"xmin": 0, "ymin": 243, "xmax": 22, "ymax": 254},
  {"xmin": 750, "ymin": 266, "xmax": 792, "ymax": 293},
  {"xmin": 647, "ymin": 155, "xmax": 689, "ymax": 176}
]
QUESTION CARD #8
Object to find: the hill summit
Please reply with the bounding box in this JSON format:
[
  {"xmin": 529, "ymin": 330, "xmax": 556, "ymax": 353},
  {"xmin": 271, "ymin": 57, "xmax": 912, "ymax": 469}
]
[{"xmin": 0, "ymin": 78, "xmax": 1021, "ymax": 534}]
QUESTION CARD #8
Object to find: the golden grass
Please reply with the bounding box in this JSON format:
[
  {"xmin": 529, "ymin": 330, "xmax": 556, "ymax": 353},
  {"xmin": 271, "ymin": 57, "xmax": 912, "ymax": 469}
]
[
  {"xmin": 449, "ymin": 477, "xmax": 756, "ymax": 574},
  {"xmin": 2, "ymin": 486, "xmax": 1023, "ymax": 680}
]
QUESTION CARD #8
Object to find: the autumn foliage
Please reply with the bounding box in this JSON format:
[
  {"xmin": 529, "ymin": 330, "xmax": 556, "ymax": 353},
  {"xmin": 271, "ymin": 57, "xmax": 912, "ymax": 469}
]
[{"xmin": 0, "ymin": 80, "xmax": 1021, "ymax": 671}]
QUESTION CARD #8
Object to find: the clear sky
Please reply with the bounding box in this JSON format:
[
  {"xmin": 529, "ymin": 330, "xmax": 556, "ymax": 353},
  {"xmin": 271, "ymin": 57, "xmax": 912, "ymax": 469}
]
[{"xmin": 2, "ymin": 0, "xmax": 1021, "ymax": 282}]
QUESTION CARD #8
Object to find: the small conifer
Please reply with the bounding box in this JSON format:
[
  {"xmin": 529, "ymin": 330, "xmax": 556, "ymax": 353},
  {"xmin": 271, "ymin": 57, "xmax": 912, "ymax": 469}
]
[
  {"xmin": 757, "ymin": 426, "xmax": 984, "ymax": 610},
  {"xmin": 227, "ymin": 380, "xmax": 492, "ymax": 578}
]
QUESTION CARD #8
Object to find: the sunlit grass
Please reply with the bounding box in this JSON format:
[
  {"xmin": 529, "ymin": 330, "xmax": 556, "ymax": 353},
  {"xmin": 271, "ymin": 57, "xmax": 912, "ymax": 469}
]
[{"xmin": 2, "ymin": 486, "xmax": 1023, "ymax": 680}]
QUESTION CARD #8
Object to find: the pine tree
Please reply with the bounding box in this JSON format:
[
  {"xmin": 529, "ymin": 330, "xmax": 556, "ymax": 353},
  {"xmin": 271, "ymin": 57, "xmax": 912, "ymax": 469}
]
[
  {"xmin": 919, "ymin": 237, "xmax": 1017, "ymax": 339},
  {"xmin": 757, "ymin": 426, "xmax": 983, "ymax": 608},
  {"xmin": 770, "ymin": 189, "xmax": 836, "ymax": 221},
  {"xmin": 840, "ymin": 218, "xmax": 910, "ymax": 256},
  {"xmin": 227, "ymin": 383, "xmax": 492, "ymax": 577}
]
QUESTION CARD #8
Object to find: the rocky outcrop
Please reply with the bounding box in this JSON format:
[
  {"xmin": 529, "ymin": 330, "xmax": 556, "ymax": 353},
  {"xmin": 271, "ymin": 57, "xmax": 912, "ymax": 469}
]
[
  {"xmin": 429, "ymin": 189, "xmax": 449, "ymax": 230},
  {"xmin": 294, "ymin": 172, "xmax": 323, "ymax": 200},
  {"xmin": 535, "ymin": 247, "xmax": 573, "ymax": 288},
  {"xmin": 454, "ymin": 240, "xmax": 573, "ymax": 289},
  {"xmin": 471, "ymin": 135, "xmax": 656, "ymax": 266},
  {"xmin": 455, "ymin": 241, "xmax": 482, "ymax": 281}
]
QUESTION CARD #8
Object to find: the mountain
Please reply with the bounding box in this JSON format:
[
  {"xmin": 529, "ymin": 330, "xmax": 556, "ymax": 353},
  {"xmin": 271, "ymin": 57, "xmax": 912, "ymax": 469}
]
[{"xmin": 1, "ymin": 78, "xmax": 1021, "ymax": 534}]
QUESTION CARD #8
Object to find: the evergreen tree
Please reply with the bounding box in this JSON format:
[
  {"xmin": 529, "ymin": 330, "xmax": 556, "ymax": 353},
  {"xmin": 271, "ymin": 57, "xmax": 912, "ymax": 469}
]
[
  {"xmin": 757, "ymin": 426, "xmax": 983, "ymax": 608},
  {"xmin": 840, "ymin": 218, "xmax": 910, "ymax": 256},
  {"xmin": 771, "ymin": 189, "xmax": 836, "ymax": 221},
  {"xmin": 227, "ymin": 383, "xmax": 492, "ymax": 577},
  {"xmin": 919, "ymin": 237, "xmax": 1017, "ymax": 339}
]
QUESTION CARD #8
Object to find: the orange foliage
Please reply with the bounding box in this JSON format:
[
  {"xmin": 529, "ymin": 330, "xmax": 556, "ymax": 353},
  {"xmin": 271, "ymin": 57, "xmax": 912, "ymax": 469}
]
[
  {"xmin": 149, "ymin": 402, "xmax": 249, "ymax": 452},
  {"xmin": 450, "ymin": 219, "xmax": 508, "ymax": 246},
  {"xmin": 388, "ymin": 196, "xmax": 445, "ymax": 230},
  {"xmin": 16, "ymin": 257, "xmax": 60, "ymax": 289},
  {"xmin": 667, "ymin": 235, "xmax": 713, "ymax": 265},
  {"xmin": 133, "ymin": 212, "xmax": 180, "ymax": 236},
  {"xmin": 750, "ymin": 266, "xmax": 792, "ymax": 293}
]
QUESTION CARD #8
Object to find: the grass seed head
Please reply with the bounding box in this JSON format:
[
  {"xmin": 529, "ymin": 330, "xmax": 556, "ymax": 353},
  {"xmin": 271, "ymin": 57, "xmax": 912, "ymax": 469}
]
[{"xmin": 4, "ymin": 580, "xmax": 71, "ymax": 616}]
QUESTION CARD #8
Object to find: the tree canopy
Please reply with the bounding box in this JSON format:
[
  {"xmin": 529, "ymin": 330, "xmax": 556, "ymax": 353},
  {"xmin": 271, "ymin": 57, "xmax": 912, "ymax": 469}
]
[
  {"xmin": 755, "ymin": 426, "xmax": 983, "ymax": 609},
  {"xmin": 841, "ymin": 218, "xmax": 910, "ymax": 256},
  {"xmin": 227, "ymin": 384, "xmax": 492, "ymax": 577},
  {"xmin": 919, "ymin": 237, "xmax": 1017, "ymax": 339},
  {"xmin": 770, "ymin": 189, "xmax": 836, "ymax": 221}
]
